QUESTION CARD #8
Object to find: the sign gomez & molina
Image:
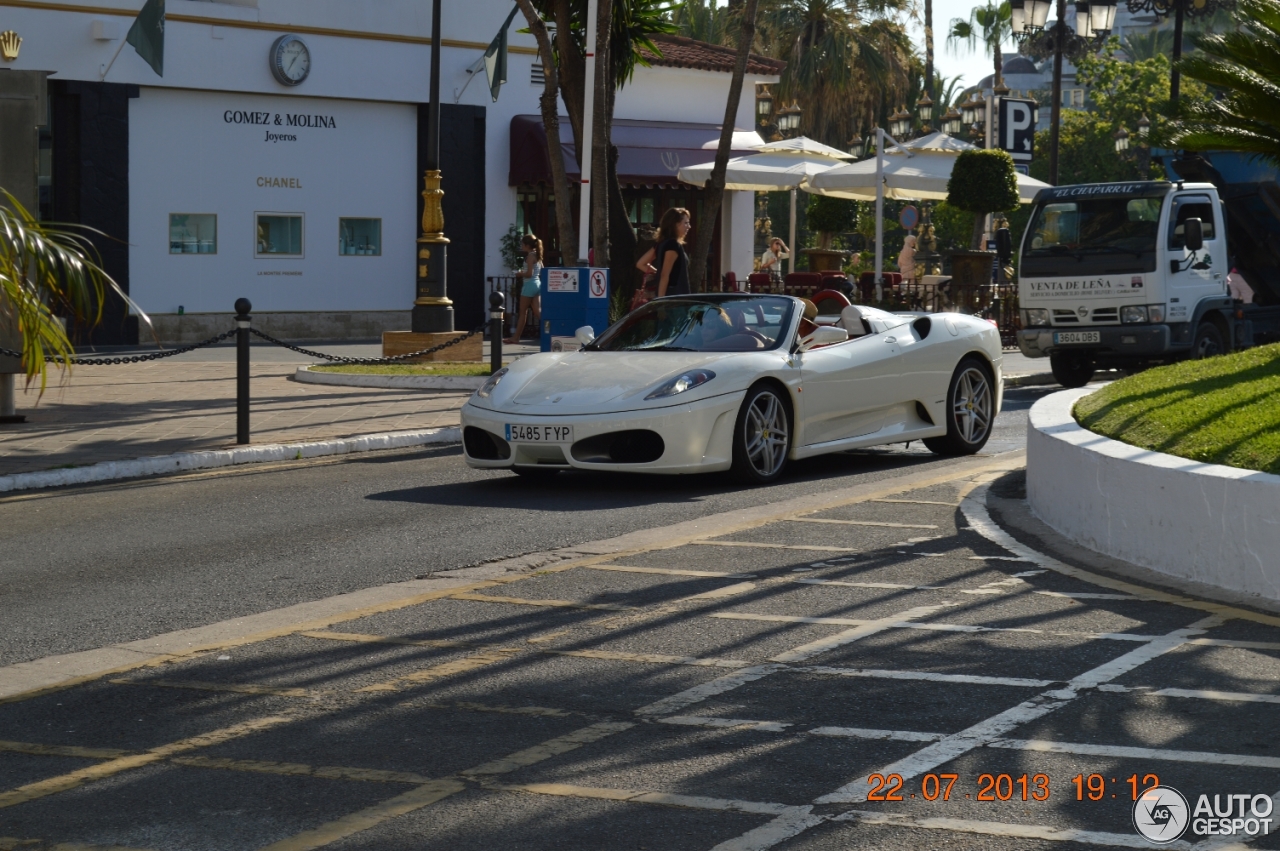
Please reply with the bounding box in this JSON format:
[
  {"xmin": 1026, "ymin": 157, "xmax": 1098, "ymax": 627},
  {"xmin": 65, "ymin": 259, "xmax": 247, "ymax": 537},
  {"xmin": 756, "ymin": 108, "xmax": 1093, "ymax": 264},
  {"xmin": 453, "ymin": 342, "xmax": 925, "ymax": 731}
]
[{"xmin": 223, "ymin": 110, "xmax": 338, "ymax": 143}]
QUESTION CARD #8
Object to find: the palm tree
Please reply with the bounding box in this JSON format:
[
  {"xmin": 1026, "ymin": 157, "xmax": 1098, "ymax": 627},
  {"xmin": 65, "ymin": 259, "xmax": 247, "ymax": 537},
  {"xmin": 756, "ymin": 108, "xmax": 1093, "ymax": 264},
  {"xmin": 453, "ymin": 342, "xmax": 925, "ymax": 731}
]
[
  {"xmin": 671, "ymin": 0, "xmax": 734, "ymax": 45},
  {"xmin": 759, "ymin": 0, "xmax": 915, "ymax": 148},
  {"xmin": 937, "ymin": 72, "xmax": 967, "ymax": 109},
  {"xmin": 0, "ymin": 192, "xmax": 145, "ymax": 389},
  {"xmin": 1165, "ymin": 0, "xmax": 1280, "ymax": 164},
  {"xmin": 947, "ymin": 2, "xmax": 1012, "ymax": 92}
]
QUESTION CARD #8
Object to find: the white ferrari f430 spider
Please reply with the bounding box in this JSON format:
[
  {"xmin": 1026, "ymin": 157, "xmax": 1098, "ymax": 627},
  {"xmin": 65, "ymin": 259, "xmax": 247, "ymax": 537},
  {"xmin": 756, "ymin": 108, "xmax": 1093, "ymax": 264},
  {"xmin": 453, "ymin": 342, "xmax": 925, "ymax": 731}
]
[{"xmin": 462, "ymin": 294, "xmax": 1002, "ymax": 483}]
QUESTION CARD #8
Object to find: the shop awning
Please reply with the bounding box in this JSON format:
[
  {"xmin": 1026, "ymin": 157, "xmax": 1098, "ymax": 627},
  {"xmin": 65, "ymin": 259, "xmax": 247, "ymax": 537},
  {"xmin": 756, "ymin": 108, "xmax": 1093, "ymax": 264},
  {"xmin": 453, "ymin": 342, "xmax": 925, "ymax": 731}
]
[{"xmin": 509, "ymin": 114, "xmax": 766, "ymax": 189}]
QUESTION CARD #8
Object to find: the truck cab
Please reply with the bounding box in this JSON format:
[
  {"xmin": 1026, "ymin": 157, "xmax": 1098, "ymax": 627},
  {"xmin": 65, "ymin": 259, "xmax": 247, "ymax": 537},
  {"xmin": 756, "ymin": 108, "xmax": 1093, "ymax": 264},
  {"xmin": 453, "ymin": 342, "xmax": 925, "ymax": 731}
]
[{"xmin": 1016, "ymin": 181, "xmax": 1236, "ymax": 386}]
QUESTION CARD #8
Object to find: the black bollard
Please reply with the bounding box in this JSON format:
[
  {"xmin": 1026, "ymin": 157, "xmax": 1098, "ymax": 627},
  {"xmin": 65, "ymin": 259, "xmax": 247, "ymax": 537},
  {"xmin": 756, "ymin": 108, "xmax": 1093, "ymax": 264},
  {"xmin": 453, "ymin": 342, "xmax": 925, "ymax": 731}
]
[
  {"xmin": 235, "ymin": 298, "xmax": 252, "ymax": 444},
  {"xmin": 488, "ymin": 290, "xmax": 505, "ymax": 375}
]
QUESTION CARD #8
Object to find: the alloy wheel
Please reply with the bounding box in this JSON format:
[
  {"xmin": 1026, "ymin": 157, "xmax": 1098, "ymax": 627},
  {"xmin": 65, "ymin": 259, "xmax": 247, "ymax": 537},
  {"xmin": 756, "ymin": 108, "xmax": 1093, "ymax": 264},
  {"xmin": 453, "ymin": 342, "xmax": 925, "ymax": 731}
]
[
  {"xmin": 952, "ymin": 367, "xmax": 993, "ymax": 446},
  {"xmin": 744, "ymin": 391, "xmax": 789, "ymax": 478}
]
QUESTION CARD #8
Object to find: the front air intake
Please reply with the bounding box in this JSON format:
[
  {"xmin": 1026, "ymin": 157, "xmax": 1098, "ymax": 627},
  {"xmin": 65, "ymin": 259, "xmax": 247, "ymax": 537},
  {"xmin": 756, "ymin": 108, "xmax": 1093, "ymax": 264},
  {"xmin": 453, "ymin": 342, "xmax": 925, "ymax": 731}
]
[
  {"xmin": 571, "ymin": 430, "xmax": 665, "ymax": 464},
  {"xmin": 463, "ymin": 426, "xmax": 511, "ymax": 460}
]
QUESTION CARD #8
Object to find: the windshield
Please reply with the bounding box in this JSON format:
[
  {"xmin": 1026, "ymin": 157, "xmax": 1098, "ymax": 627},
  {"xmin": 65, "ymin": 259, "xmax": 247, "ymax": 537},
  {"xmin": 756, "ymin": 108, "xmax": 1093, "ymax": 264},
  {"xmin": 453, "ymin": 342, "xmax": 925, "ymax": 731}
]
[
  {"xmin": 1021, "ymin": 197, "xmax": 1160, "ymax": 276},
  {"xmin": 588, "ymin": 296, "xmax": 795, "ymax": 352}
]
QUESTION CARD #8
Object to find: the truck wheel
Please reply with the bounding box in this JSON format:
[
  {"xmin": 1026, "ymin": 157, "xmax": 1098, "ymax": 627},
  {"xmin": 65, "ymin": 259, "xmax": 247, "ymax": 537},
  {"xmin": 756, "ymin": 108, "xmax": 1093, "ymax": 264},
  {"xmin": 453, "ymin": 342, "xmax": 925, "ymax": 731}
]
[
  {"xmin": 1050, "ymin": 352, "xmax": 1095, "ymax": 388},
  {"xmin": 924, "ymin": 357, "xmax": 995, "ymax": 456},
  {"xmin": 1193, "ymin": 322, "xmax": 1224, "ymax": 358}
]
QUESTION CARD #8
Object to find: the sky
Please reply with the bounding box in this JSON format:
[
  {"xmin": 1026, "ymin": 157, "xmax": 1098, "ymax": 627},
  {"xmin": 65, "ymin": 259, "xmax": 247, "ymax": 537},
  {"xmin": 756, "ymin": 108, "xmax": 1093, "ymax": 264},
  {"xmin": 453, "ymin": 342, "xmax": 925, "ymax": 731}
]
[{"xmin": 910, "ymin": 0, "xmax": 1016, "ymax": 98}]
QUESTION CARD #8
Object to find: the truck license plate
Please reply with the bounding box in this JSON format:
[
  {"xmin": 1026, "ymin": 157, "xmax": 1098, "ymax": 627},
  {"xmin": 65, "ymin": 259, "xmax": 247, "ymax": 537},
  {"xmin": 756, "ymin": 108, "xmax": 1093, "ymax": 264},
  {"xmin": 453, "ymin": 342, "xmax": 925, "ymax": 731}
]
[
  {"xmin": 506, "ymin": 424, "xmax": 573, "ymax": 443},
  {"xmin": 1054, "ymin": 331, "xmax": 1100, "ymax": 345}
]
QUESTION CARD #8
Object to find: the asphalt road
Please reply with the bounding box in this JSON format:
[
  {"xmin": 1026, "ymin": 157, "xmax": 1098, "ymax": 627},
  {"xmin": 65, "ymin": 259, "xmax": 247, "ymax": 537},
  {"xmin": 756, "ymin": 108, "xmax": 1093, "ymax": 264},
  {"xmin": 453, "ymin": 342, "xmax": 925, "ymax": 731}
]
[
  {"xmin": 7, "ymin": 384, "xmax": 1278, "ymax": 851},
  {"xmin": 0, "ymin": 386, "xmax": 1048, "ymax": 669}
]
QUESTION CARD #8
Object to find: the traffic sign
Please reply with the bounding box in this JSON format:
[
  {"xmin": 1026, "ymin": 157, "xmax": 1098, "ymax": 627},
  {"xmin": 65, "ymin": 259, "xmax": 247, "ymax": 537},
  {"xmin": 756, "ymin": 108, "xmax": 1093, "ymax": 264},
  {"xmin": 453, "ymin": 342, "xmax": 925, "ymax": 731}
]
[
  {"xmin": 588, "ymin": 268, "xmax": 607, "ymax": 298},
  {"xmin": 998, "ymin": 98, "xmax": 1036, "ymax": 163},
  {"xmin": 899, "ymin": 205, "xmax": 919, "ymax": 231}
]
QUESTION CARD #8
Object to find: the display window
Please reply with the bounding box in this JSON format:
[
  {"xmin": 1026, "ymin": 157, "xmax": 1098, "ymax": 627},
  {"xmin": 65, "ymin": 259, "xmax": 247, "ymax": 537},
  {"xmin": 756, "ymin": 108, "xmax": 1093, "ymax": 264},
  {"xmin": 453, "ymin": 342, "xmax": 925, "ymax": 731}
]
[
  {"xmin": 339, "ymin": 218, "xmax": 381, "ymax": 255},
  {"xmin": 256, "ymin": 213, "xmax": 304, "ymax": 258},
  {"xmin": 169, "ymin": 214, "xmax": 218, "ymax": 254}
]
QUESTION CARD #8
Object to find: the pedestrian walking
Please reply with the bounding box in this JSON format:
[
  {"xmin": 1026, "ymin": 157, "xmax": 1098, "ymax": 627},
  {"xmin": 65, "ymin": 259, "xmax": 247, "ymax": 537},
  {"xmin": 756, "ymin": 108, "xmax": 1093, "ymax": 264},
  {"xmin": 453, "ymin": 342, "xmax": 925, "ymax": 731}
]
[
  {"xmin": 505, "ymin": 233, "xmax": 544, "ymax": 344},
  {"xmin": 636, "ymin": 208, "xmax": 691, "ymax": 297}
]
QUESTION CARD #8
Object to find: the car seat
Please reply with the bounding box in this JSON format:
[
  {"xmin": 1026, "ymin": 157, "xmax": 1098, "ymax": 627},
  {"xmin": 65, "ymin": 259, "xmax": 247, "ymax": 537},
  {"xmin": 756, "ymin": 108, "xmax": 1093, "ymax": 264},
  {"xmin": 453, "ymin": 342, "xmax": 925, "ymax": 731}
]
[{"xmin": 837, "ymin": 306, "xmax": 872, "ymax": 338}]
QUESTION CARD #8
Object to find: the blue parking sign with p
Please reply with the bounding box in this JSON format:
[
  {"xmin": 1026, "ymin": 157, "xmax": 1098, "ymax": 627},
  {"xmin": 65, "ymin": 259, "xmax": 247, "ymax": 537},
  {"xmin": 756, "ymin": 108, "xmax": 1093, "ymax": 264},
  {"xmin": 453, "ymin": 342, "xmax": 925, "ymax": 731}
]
[{"xmin": 999, "ymin": 98, "xmax": 1036, "ymax": 163}]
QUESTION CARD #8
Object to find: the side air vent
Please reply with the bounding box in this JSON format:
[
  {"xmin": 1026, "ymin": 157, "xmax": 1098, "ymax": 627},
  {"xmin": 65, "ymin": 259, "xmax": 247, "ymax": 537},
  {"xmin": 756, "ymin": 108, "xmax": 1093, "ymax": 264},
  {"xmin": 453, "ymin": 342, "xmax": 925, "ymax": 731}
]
[
  {"xmin": 915, "ymin": 401, "xmax": 935, "ymax": 426},
  {"xmin": 571, "ymin": 430, "xmax": 665, "ymax": 464},
  {"xmin": 463, "ymin": 426, "xmax": 511, "ymax": 461},
  {"xmin": 912, "ymin": 316, "xmax": 932, "ymax": 339}
]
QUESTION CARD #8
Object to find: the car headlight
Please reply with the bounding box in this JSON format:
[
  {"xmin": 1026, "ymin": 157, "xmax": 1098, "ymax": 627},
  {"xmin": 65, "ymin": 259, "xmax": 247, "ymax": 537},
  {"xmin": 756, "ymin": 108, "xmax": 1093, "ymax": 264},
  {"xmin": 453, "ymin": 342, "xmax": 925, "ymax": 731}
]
[
  {"xmin": 1023, "ymin": 308, "xmax": 1049, "ymax": 326},
  {"xmin": 1121, "ymin": 305, "xmax": 1149, "ymax": 324},
  {"xmin": 475, "ymin": 367, "xmax": 508, "ymax": 398},
  {"xmin": 645, "ymin": 369, "xmax": 716, "ymax": 400},
  {"xmin": 1147, "ymin": 304, "xmax": 1165, "ymax": 322}
]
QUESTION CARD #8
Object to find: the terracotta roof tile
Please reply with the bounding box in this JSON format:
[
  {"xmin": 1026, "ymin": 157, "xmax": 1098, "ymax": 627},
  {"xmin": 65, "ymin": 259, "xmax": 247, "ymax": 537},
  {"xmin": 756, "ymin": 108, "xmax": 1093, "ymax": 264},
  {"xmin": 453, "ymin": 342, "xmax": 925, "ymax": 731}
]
[{"xmin": 641, "ymin": 33, "xmax": 785, "ymax": 77}]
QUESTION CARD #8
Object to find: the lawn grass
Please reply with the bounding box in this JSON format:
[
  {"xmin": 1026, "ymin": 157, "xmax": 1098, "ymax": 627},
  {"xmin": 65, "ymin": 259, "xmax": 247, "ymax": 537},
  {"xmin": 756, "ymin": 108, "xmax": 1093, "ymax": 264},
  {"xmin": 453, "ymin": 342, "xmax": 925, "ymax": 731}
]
[
  {"xmin": 310, "ymin": 362, "xmax": 494, "ymax": 377},
  {"xmin": 1074, "ymin": 343, "xmax": 1280, "ymax": 474}
]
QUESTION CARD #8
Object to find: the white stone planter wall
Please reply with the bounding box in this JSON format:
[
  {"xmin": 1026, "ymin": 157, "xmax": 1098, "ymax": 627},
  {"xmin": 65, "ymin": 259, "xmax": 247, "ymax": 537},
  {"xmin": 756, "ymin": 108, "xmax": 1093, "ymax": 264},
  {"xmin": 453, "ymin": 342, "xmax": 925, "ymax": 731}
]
[{"xmin": 1028, "ymin": 388, "xmax": 1280, "ymax": 602}]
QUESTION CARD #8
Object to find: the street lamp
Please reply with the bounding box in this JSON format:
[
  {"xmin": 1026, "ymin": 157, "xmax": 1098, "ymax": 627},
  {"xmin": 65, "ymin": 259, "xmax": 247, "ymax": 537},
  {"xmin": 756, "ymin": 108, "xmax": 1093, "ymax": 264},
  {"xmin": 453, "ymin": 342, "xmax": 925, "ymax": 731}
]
[
  {"xmin": 941, "ymin": 107, "xmax": 964, "ymax": 137},
  {"xmin": 414, "ymin": 0, "xmax": 453, "ymax": 334},
  {"xmin": 847, "ymin": 132, "xmax": 865, "ymax": 159},
  {"xmin": 1126, "ymin": 0, "xmax": 1229, "ymax": 103},
  {"xmin": 756, "ymin": 84, "xmax": 774, "ymax": 129},
  {"xmin": 1137, "ymin": 114, "xmax": 1150, "ymax": 139},
  {"xmin": 1012, "ymin": 0, "xmax": 1116, "ymax": 184},
  {"xmin": 777, "ymin": 100, "xmax": 802, "ymax": 138},
  {"xmin": 917, "ymin": 92, "xmax": 934, "ymax": 133},
  {"xmin": 889, "ymin": 107, "xmax": 913, "ymax": 140},
  {"xmin": 1114, "ymin": 127, "xmax": 1130, "ymax": 153}
]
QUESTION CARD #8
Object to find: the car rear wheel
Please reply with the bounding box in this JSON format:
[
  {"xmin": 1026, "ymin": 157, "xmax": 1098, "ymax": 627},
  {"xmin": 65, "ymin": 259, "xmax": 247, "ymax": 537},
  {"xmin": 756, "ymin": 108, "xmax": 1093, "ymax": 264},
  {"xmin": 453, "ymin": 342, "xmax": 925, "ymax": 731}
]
[
  {"xmin": 1050, "ymin": 351, "xmax": 1095, "ymax": 388},
  {"xmin": 731, "ymin": 384, "xmax": 792, "ymax": 484},
  {"xmin": 924, "ymin": 357, "xmax": 995, "ymax": 456}
]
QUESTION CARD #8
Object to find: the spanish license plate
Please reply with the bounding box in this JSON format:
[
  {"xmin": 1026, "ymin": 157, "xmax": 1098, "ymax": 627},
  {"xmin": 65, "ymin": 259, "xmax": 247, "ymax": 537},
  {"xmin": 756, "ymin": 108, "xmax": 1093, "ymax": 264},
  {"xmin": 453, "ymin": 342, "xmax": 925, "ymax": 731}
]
[
  {"xmin": 1054, "ymin": 331, "xmax": 1101, "ymax": 345},
  {"xmin": 506, "ymin": 424, "xmax": 573, "ymax": 443}
]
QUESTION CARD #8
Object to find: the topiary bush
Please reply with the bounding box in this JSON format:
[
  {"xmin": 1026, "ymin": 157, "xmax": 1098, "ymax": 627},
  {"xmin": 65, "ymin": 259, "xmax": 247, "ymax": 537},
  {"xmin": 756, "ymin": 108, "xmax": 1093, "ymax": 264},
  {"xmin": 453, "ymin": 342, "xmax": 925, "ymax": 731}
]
[
  {"xmin": 946, "ymin": 149, "xmax": 1020, "ymax": 248},
  {"xmin": 805, "ymin": 195, "xmax": 859, "ymax": 249}
]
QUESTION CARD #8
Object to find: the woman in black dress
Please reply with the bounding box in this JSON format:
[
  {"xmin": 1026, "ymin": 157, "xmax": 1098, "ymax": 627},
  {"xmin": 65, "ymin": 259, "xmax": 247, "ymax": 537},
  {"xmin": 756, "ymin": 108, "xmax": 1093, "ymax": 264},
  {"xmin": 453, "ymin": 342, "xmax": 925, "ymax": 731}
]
[{"xmin": 636, "ymin": 207, "xmax": 691, "ymax": 297}]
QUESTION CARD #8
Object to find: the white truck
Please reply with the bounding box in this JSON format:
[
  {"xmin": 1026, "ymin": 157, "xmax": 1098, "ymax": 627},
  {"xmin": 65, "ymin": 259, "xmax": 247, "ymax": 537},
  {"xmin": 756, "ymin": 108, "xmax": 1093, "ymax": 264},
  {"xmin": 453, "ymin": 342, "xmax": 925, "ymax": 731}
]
[{"xmin": 1015, "ymin": 176, "xmax": 1280, "ymax": 386}]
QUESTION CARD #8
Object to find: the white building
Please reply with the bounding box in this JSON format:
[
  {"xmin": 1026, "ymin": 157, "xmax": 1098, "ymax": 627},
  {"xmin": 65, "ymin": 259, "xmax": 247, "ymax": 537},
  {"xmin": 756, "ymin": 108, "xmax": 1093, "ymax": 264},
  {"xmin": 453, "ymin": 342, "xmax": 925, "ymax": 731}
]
[{"xmin": 0, "ymin": 0, "xmax": 780, "ymax": 344}]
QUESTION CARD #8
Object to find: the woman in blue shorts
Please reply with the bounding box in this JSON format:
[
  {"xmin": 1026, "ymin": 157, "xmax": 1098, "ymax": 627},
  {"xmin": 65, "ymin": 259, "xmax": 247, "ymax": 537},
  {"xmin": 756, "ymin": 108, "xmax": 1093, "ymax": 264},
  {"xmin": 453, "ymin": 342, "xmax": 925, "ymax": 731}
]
[{"xmin": 506, "ymin": 233, "xmax": 544, "ymax": 344}]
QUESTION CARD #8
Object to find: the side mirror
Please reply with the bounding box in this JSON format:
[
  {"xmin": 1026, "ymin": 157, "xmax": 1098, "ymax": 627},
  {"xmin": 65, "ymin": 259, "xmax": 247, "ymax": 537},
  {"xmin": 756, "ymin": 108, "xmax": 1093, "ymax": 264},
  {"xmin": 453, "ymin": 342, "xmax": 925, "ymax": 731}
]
[
  {"xmin": 574, "ymin": 326, "xmax": 596, "ymax": 346},
  {"xmin": 1184, "ymin": 218, "xmax": 1204, "ymax": 252},
  {"xmin": 996, "ymin": 227, "xmax": 1012, "ymax": 265},
  {"xmin": 798, "ymin": 325, "xmax": 849, "ymax": 351}
]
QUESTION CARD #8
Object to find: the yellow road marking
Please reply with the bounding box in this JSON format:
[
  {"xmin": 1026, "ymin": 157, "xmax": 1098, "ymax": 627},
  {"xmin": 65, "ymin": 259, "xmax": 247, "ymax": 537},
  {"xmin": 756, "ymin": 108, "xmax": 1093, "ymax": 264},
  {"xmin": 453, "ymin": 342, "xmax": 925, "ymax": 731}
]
[
  {"xmin": 0, "ymin": 840, "xmax": 155, "ymax": 851},
  {"xmin": 691, "ymin": 541, "xmax": 859, "ymax": 553},
  {"xmin": 677, "ymin": 582, "xmax": 758, "ymax": 602},
  {"xmin": 421, "ymin": 701, "xmax": 579, "ymax": 718},
  {"xmin": 0, "ymin": 740, "xmax": 134, "ymax": 761},
  {"xmin": 544, "ymin": 649, "xmax": 749, "ymax": 668},
  {"xmin": 109, "ymin": 678, "xmax": 310, "ymax": 698},
  {"xmin": 449, "ymin": 592, "xmax": 634, "ymax": 612},
  {"xmin": 0, "ymin": 715, "xmax": 291, "ymax": 809},
  {"xmin": 461, "ymin": 722, "xmax": 635, "ymax": 777},
  {"xmin": 787, "ymin": 518, "xmax": 939, "ymax": 529},
  {"xmin": 256, "ymin": 779, "xmax": 466, "ymax": 851},
  {"xmin": 488, "ymin": 781, "xmax": 796, "ymax": 815},
  {"xmin": 300, "ymin": 630, "xmax": 478, "ymax": 650},
  {"xmin": 871, "ymin": 498, "xmax": 962, "ymax": 506},
  {"xmin": 355, "ymin": 648, "xmax": 520, "ymax": 693},
  {"xmin": 584, "ymin": 564, "xmax": 757, "ymax": 579},
  {"xmin": 711, "ymin": 612, "xmax": 868, "ymax": 627},
  {"xmin": 171, "ymin": 756, "xmax": 432, "ymax": 785}
]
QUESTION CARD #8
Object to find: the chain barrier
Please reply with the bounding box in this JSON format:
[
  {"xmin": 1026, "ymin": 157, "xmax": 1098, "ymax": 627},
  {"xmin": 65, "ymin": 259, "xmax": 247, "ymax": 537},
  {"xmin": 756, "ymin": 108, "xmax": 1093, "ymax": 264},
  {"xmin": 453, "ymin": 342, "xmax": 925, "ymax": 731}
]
[
  {"xmin": 0, "ymin": 325, "xmax": 487, "ymax": 367},
  {"xmin": 248, "ymin": 325, "xmax": 486, "ymax": 364},
  {"xmin": 0, "ymin": 329, "xmax": 239, "ymax": 366}
]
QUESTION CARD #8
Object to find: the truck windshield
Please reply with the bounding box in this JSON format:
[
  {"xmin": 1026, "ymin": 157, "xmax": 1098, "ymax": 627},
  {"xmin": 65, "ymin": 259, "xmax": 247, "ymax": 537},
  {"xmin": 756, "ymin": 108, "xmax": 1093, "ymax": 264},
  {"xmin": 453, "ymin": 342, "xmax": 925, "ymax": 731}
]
[{"xmin": 1021, "ymin": 197, "xmax": 1160, "ymax": 276}]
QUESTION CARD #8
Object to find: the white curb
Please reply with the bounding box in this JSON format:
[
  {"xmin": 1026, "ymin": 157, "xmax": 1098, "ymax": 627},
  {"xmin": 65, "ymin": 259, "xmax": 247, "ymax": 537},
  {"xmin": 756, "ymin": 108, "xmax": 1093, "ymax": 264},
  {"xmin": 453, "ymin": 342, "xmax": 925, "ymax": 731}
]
[
  {"xmin": 294, "ymin": 366, "xmax": 487, "ymax": 390},
  {"xmin": 0, "ymin": 427, "xmax": 461, "ymax": 494},
  {"xmin": 1027, "ymin": 388, "xmax": 1280, "ymax": 602}
]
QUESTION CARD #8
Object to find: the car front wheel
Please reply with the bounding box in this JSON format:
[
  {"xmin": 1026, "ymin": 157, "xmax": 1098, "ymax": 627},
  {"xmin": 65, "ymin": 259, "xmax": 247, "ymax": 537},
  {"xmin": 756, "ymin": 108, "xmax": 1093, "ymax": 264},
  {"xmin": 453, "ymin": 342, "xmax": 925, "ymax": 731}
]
[
  {"xmin": 924, "ymin": 357, "xmax": 996, "ymax": 456},
  {"xmin": 731, "ymin": 383, "xmax": 792, "ymax": 484}
]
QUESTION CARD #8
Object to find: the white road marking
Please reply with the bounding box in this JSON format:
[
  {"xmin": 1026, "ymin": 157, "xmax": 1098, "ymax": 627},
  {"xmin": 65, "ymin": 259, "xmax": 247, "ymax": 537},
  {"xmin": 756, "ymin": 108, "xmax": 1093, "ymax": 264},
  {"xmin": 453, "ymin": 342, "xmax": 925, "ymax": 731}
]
[
  {"xmin": 1035, "ymin": 590, "xmax": 1142, "ymax": 601},
  {"xmin": 787, "ymin": 517, "xmax": 939, "ymax": 529},
  {"xmin": 969, "ymin": 556, "xmax": 1037, "ymax": 562},
  {"xmin": 585, "ymin": 564, "xmax": 757, "ymax": 579},
  {"xmin": 830, "ymin": 810, "xmax": 1190, "ymax": 849},
  {"xmin": 986, "ymin": 737, "xmax": 1280, "ymax": 769},
  {"xmin": 796, "ymin": 665, "xmax": 1054, "ymax": 688},
  {"xmin": 816, "ymin": 616, "xmax": 1219, "ymax": 804},
  {"xmin": 658, "ymin": 716, "xmax": 793, "ymax": 733},
  {"xmin": 634, "ymin": 665, "xmax": 786, "ymax": 717},
  {"xmin": 708, "ymin": 806, "xmax": 824, "ymax": 851},
  {"xmin": 770, "ymin": 605, "xmax": 953, "ymax": 664},
  {"xmin": 709, "ymin": 611, "xmax": 1158, "ymax": 643},
  {"xmin": 691, "ymin": 541, "xmax": 860, "ymax": 553},
  {"xmin": 809, "ymin": 726, "xmax": 945, "ymax": 743}
]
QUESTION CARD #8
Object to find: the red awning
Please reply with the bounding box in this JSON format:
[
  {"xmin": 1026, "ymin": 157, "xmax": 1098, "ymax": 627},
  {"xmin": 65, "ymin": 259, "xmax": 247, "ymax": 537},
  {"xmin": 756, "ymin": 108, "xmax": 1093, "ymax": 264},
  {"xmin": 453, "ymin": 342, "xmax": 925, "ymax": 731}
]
[{"xmin": 509, "ymin": 114, "xmax": 763, "ymax": 189}]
